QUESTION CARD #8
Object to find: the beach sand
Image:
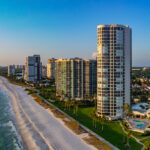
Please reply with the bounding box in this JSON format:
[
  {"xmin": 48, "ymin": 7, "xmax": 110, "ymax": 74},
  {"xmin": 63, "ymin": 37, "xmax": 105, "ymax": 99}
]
[{"xmin": 0, "ymin": 77, "xmax": 96, "ymax": 150}]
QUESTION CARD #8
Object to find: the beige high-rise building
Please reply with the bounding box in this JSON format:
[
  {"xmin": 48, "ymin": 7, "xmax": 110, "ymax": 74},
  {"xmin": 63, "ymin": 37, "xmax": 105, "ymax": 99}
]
[
  {"xmin": 97, "ymin": 24, "xmax": 132, "ymax": 119},
  {"xmin": 55, "ymin": 58, "xmax": 97, "ymax": 99},
  {"xmin": 47, "ymin": 58, "xmax": 56, "ymax": 79},
  {"xmin": 42, "ymin": 66, "xmax": 47, "ymax": 77}
]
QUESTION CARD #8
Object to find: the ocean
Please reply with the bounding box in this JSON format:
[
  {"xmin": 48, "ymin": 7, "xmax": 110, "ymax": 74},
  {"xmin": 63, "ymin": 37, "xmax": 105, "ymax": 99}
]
[{"xmin": 0, "ymin": 87, "xmax": 23, "ymax": 150}]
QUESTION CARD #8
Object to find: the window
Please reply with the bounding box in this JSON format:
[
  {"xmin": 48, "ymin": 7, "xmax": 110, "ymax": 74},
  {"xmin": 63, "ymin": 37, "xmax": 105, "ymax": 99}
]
[
  {"xmin": 98, "ymin": 96, "xmax": 108, "ymax": 101},
  {"xmin": 116, "ymin": 50, "xmax": 123, "ymax": 56},
  {"xmin": 116, "ymin": 77, "xmax": 123, "ymax": 82},
  {"xmin": 116, "ymin": 68, "xmax": 123, "ymax": 72},
  {"xmin": 104, "ymin": 78, "xmax": 108, "ymax": 82},
  {"xmin": 116, "ymin": 84, "xmax": 123, "ymax": 91},
  {"xmin": 98, "ymin": 44, "xmax": 108, "ymax": 54}
]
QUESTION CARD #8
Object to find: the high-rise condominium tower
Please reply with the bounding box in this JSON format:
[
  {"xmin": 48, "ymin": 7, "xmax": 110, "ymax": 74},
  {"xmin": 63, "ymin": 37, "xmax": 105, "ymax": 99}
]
[
  {"xmin": 47, "ymin": 58, "xmax": 56, "ymax": 79},
  {"xmin": 97, "ymin": 24, "xmax": 132, "ymax": 120},
  {"xmin": 8, "ymin": 65, "xmax": 15, "ymax": 76},
  {"xmin": 25, "ymin": 55, "xmax": 42, "ymax": 82},
  {"xmin": 55, "ymin": 58, "xmax": 97, "ymax": 99}
]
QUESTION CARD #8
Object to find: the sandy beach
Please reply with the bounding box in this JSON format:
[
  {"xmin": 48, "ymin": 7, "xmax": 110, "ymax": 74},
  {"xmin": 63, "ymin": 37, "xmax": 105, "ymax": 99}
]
[{"xmin": 0, "ymin": 77, "xmax": 96, "ymax": 150}]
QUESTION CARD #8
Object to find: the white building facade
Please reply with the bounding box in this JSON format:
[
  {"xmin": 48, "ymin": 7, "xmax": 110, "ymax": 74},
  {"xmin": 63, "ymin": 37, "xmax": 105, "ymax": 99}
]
[
  {"xmin": 25, "ymin": 55, "xmax": 42, "ymax": 82},
  {"xmin": 8, "ymin": 65, "xmax": 15, "ymax": 76},
  {"xmin": 97, "ymin": 24, "xmax": 132, "ymax": 119}
]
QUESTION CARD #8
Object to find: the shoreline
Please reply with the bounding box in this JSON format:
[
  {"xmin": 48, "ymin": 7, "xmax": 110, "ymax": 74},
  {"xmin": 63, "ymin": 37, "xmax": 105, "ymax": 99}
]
[
  {"xmin": 0, "ymin": 77, "xmax": 54, "ymax": 150},
  {"xmin": 0, "ymin": 78, "xmax": 44, "ymax": 150},
  {"xmin": 0, "ymin": 77, "xmax": 98, "ymax": 150},
  {"xmin": 0, "ymin": 86, "xmax": 24, "ymax": 150}
]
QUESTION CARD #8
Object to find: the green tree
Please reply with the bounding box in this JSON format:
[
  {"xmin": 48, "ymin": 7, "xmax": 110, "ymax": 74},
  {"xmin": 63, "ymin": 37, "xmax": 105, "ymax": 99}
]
[
  {"xmin": 126, "ymin": 130, "xmax": 131, "ymax": 147},
  {"xmin": 124, "ymin": 103, "xmax": 132, "ymax": 117},
  {"xmin": 64, "ymin": 100, "xmax": 68, "ymax": 110},
  {"xmin": 100, "ymin": 115, "xmax": 107, "ymax": 132},
  {"xmin": 68, "ymin": 100, "xmax": 72, "ymax": 111},
  {"xmin": 145, "ymin": 141, "xmax": 150, "ymax": 150},
  {"xmin": 138, "ymin": 95, "xmax": 148, "ymax": 102},
  {"xmin": 93, "ymin": 93, "xmax": 97, "ymax": 100},
  {"xmin": 90, "ymin": 107, "xmax": 97, "ymax": 128},
  {"xmin": 73, "ymin": 101, "xmax": 78, "ymax": 117}
]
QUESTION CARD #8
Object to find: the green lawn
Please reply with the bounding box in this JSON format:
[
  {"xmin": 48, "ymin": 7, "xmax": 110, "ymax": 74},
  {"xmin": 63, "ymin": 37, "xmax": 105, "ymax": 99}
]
[
  {"xmin": 52, "ymin": 102, "xmax": 143, "ymax": 150},
  {"xmin": 140, "ymin": 136, "xmax": 150, "ymax": 144},
  {"xmin": 131, "ymin": 131, "xmax": 148, "ymax": 139},
  {"xmin": 46, "ymin": 87, "xmax": 56, "ymax": 92}
]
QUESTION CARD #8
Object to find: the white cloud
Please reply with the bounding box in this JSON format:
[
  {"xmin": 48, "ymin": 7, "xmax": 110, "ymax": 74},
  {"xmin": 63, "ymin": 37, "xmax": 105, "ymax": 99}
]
[{"xmin": 92, "ymin": 51, "xmax": 97, "ymax": 60}]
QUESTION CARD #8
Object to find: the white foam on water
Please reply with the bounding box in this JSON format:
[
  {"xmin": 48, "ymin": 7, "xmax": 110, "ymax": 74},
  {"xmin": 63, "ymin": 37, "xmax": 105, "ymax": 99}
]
[{"xmin": 0, "ymin": 87, "xmax": 23, "ymax": 150}]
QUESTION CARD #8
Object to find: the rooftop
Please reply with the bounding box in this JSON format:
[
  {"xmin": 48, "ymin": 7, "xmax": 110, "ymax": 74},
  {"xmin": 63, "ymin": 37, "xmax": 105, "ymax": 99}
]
[{"xmin": 97, "ymin": 24, "xmax": 130, "ymax": 28}]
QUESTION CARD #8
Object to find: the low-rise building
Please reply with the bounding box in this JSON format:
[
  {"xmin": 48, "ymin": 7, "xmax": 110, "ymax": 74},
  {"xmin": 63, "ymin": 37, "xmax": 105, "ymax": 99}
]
[
  {"xmin": 132, "ymin": 103, "xmax": 150, "ymax": 118},
  {"xmin": 132, "ymin": 110, "xmax": 147, "ymax": 118},
  {"xmin": 133, "ymin": 98, "xmax": 140, "ymax": 103},
  {"xmin": 143, "ymin": 67, "xmax": 148, "ymax": 71},
  {"xmin": 146, "ymin": 109, "xmax": 150, "ymax": 118}
]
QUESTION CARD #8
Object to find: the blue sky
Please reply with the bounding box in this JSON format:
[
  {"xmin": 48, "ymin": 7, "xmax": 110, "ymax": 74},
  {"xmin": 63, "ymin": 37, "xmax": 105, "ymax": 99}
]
[{"xmin": 0, "ymin": 0, "xmax": 150, "ymax": 66}]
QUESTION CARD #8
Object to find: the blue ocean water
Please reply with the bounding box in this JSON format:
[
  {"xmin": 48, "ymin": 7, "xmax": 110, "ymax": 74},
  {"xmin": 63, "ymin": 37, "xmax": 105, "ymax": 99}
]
[{"xmin": 0, "ymin": 87, "xmax": 23, "ymax": 150}]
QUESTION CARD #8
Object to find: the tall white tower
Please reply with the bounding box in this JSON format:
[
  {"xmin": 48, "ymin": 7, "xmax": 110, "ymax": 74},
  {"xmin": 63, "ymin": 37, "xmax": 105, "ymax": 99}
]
[{"xmin": 97, "ymin": 24, "xmax": 132, "ymax": 120}]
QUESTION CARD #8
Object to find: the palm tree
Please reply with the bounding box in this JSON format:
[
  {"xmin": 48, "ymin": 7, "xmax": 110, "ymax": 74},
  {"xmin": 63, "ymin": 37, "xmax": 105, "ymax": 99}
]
[
  {"xmin": 90, "ymin": 107, "xmax": 97, "ymax": 128},
  {"xmin": 64, "ymin": 100, "xmax": 69, "ymax": 110},
  {"xmin": 91, "ymin": 113, "xmax": 97, "ymax": 129},
  {"xmin": 73, "ymin": 101, "xmax": 78, "ymax": 118},
  {"xmin": 101, "ymin": 115, "xmax": 107, "ymax": 132},
  {"xmin": 90, "ymin": 112, "xmax": 95, "ymax": 128},
  {"xmin": 75, "ymin": 104, "xmax": 78, "ymax": 116},
  {"xmin": 145, "ymin": 141, "xmax": 150, "ymax": 150},
  {"xmin": 68, "ymin": 99, "xmax": 71, "ymax": 111},
  {"xmin": 73, "ymin": 100, "xmax": 76, "ymax": 113},
  {"xmin": 124, "ymin": 103, "xmax": 131, "ymax": 117},
  {"xmin": 93, "ymin": 93, "xmax": 97, "ymax": 100},
  {"xmin": 60, "ymin": 100, "xmax": 64, "ymax": 108},
  {"xmin": 61, "ymin": 90, "xmax": 65, "ymax": 100},
  {"xmin": 89, "ymin": 96, "xmax": 93, "ymax": 101},
  {"xmin": 123, "ymin": 134, "xmax": 126, "ymax": 144},
  {"xmin": 126, "ymin": 130, "xmax": 131, "ymax": 147}
]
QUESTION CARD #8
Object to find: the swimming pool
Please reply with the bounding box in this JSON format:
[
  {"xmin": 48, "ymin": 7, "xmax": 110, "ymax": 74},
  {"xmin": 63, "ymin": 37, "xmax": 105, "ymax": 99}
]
[{"xmin": 133, "ymin": 120, "xmax": 147, "ymax": 128}]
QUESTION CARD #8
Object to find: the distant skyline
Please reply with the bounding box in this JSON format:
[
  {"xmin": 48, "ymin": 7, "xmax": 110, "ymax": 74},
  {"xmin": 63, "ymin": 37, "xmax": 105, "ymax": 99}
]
[{"xmin": 0, "ymin": 0, "xmax": 150, "ymax": 66}]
